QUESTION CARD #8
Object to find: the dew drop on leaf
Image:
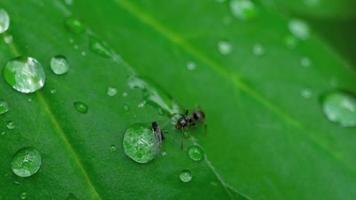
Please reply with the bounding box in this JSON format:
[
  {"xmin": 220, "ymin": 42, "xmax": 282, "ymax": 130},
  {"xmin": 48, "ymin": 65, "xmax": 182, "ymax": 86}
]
[
  {"xmin": 252, "ymin": 43, "xmax": 265, "ymax": 56},
  {"xmin": 6, "ymin": 120, "xmax": 15, "ymax": 130},
  {"xmin": 65, "ymin": 17, "xmax": 85, "ymax": 34},
  {"xmin": 3, "ymin": 57, "xmax": 46, "ymax": 94},
  {"xmin": 73, "ymin": 101, "xmax": 88, "ymax": 114},
  {"xmin": 110, "ymin": 145, "xmax": 117, "ymax": 152},
  {"xmin": 107, "ymin": 87, "xmax": 117, "ymax": 97},
  {"xmin": 188, "ymin": 145, "xmax": 204, "ymax": 162},
  {"xmin": 123, "ymin": 124, "xmax": 160, "ymax": 164},
  {"xmin": 300, "ymin": 57, "xmax": 311, "ymax": 67},
  {"xmin": 0, "ymin": 100, "xmax": 9, "ymax": 115},
  {"xmin": 301, "ymin": 88, "xmax": 313, "ymax": 99},
  {"xmin": 89, "ymin": 37, "xmax": 112, "ymax": 58},
  {"xmin": 230, "ymin": 0, "xmax": 257, "ymax": 20},
  {"xmin": 0, "ymin": 9, "xmax": 10, "ymax": 34},
  {"xmin": 288, "ymin": 19, "xmax": 310, "ymax": 40},
  {"xmin": 179, "ymin": 169, "xmax": 192, "ymax": 183},
  {"xmin": 217, "ymin": 40, "xmax": 232, "ymax": 55},
  {"xmin": 11, "ymin": 147, "xmax": 42, "ymax": 178},
  {"xmin": 50, "ymin": 55, "xmax": 70, "ymax": 75},
  {"xmin": 321, "ymin": 91, "xmax": 356, "ymax": 127},
  {"xmin": 186, "ymin": 61, "xmax": 197, "ymax": 71}
]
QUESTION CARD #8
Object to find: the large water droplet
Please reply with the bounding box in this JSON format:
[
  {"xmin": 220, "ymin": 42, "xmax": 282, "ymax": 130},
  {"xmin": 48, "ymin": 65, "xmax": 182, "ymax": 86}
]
[
  {"xmin": 321, "ymin": 91, "xmax": 356, "ymax": 127},
  {"xmin": 50, "ymin": 55, "xmax": 69, "ymax": 75},
  {"xmin": 89, "ymin": 37, "xmax": 112, "ymax": 58},
  {"xmin": 0, "ymin": 100, "xmax": 9, "ymax": 115},
  {"xmin": 65, "ymin": 17, "xmax": 85, "ymax": 34},
  {"xmin": 123, "ymin": 124, "xmax": 160, "ymax": 164},
  {"xmin": 187, "ymin": 145, "xmax": 204, "ymax": 162},
  {"xmin": 0, "ymin": 9, "xmax": 10, "ymax": 34},
  {"xmin": 288, "ymin": 19, "xmax": 310, "ymax": 40},
  {"xmin": 107, "ymin": 87, "xmax": 117, "ymax": 97},
  {"xmin": 74, "ymin": 101, "xmax": 88, "ymax": 113},
  {"xmin": 11, "ymin": 147, "xmax": 42, "ymax": 178},
  {"xmin": 179, "ymin": 170, "xmax": 192, "ymax": 183},
  {"xmin": 230, "ymin": 0, "xmax": 257, "ymax": 20},
  {"xmin": 128, "ymin": 76, "xmax": 181, "ymax": 115},
  {"xmin": 3, "ymin": 57, "xmax": 46, "ymax": 94},
  {"xmin": 217, "ymin": 41, "xmax": 232, "ymax": 55}
]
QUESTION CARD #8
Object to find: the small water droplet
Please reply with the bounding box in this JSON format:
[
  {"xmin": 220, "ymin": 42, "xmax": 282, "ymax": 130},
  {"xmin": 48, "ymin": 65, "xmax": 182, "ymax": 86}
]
[
  {"xmin": 288, "ymin": 19, "xmax": 310, "ymax": 40},
  {"xmin": 1, "ymin": 131, "xmax": 6, "ymax": 136},
  {"xmin": 179, "ymin": 170, "xmax": 192, "ymax": 183},
  {"xmin": 0, "ymin": 9, "xmax": 10, "ymax": 34},
  {"xmin": 107, "ymin": 87, "xmax": 117, "ymax": 97},
  {"xmin": 230, "ymin": 0, "xmax": 257, "ymax": 20},
  {"xmin": 27, "ymin": 98, "xmax": 32, "ymax": 103},
  {"xmin": 0, "ymin": 100, "xmax": 9, "ymax": 115},
  {"xmin": 89, "ymin": 37, "xmax": 112, "ymax": 58},
  {"xmin": 217, "ymin": 41, "xmax": 232, "ymax": 55},
  {"xmin": 3, "ymin": 57, "xmax": 46, "ymax": 94},
  {"xmin": 123, "ymin": 104, "xmax": 129, "ymax": 111},
  {"xmin": 186, "ymin": 61, "xmax": 197, "ymax": 71},
  {"xmin": 187, "ymin": 145, "xmax": 204, "ymax": 161},
  {"xmin": 81, "ymin": 51, "xmax": 87, "ymax": 56},
  {"xmin": 123, "ymin": 124, "xmax": 160, "ymax": 164},
  {"xmin": 20, "ymin": 192, "xmax": 27, "ymax": 199},
  {"xmin": 161, "ymin": 151, "xmax": 167, "ymax": 156},
  {"xmin": 301, "ymin": 88, "xmax": 313, "ymax": 99},
  {"xmin": 11, "ymin": 147, "xmax": 42, "ymax": 177},
  {"xmin": 6, "ymin": 120, "xmax": 15, "ymax": 130},
  {"xmin": 50, "ymin": 55, "xmax": 69, "ymax": 75},
  {"xmin": 137, "ymin": 100, "xmax": 146, "ymax": 108},
  {"xmin": 321, "ymin": 91, "xmax": 356, "ymax": 127},
  {"xmin": 300, "ymin": 57, "xmax": 311, "ymax": 67},
  {"xmin": 110, "ymin": 145, "xmax": 117, "ymax": 152},
  {"xmin": 65, "ymin": 17, "xmax": 85, "ymax": 34},
  {"xmin": 252, "ymin": 44, "xmax": 265, "ymax": 56},
  {"xmin": 50, "ymin": 89, "xmax": 56, "ymax": 94},
  {"xmin": 4, "ymin": 34, "xmax": 13, "ymax": 44},
  {"xmin": 122, "ymin": 92, "xmax": 128, "ymax": 97},
  {"xmin": 74, "ymin": 101, "xmax": 88, "ymax": 113}
]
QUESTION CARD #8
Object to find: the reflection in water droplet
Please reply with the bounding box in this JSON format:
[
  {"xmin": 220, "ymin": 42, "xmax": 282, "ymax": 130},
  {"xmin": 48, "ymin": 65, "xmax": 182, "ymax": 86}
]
[
  {"xmin": 217, "ymin": 41, "xmax": 232, "ymax": 55},
  {"xmin": 107, "ymin": 87, "xmax": 117, "ymax": 97},
  {"xmin": 230, "ymin": 0, "xmax": 257, "ymax": 20},
  {"xmin": 288, "ymin": 19, "xmax": 310, "ymax": 40},
  {"xmin": 3, "ymin": 57, "xmax": 46, "ymax": 94},
  {"xmin": 50, "ymin": 55, "xmax": 69, "ymax": 75},
  {"xmin": 186, "ymin": 61, "xmax": 197, "ymax": 71},
  {"xmin": 65, "ymin": 17, "xmax": 85, "ymax": 34},
  {"xmin": 188, "ymin": 145, "xmax": 204, "ymax": 161},
  {"xmin": 74, "ymin": 101, "xmax": 88, "ymax": 113},
  {"xmin": 179, "ymin": 170, "xmax": 192, "ymax": 183},
  {"xmin": 123, "ymin": 124, "xmax": 160, "ymax": 164},
  {"xmin": 6, "ymin": 120, "xmax": 15, "ymax": 130},
  {"xmin": 0, "ymin": 9, "xmax": 10, "ymax": 34},
  {"xmin": 252, "ymin": 44, "xmax": 265, "ymax": 56},
  {"xmin": 128, "ymin": 76, "xmax": 181, "ymax": 115},
  {"xmin": 322, "ymin": 91, "xmax": 356, "ymax": 127},
  {"xmin": 0, "ymin": 100, "xmax": 9, "ymax": 115},
  {"xmin": 11, "ymin": 147, "xmax": 42, "ymax": 177},
  {"xmin": 89, "ymin": 37, "xmax": 112, "ymax": 58}
]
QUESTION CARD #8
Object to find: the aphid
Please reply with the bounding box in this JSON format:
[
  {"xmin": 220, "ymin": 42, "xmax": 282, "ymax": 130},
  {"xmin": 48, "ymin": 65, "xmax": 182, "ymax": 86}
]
[
  {"xmin": 175, "ymin": 110, "xmax": 206, "ymax": 130},
  {"xmin": 152, "ymin": 121, "xmax": 165, "ymax": 144}
]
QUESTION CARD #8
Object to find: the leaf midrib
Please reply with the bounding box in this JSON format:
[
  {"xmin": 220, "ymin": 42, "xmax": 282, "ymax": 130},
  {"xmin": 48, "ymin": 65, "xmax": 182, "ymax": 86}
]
[{"xmin": 113, "ymin": 0, "xmax": 356, "ymax": 178}]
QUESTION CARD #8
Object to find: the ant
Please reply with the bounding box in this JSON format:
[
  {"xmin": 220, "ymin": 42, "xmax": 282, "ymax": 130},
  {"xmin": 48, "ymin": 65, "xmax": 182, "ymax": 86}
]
[
  {"xmin": 175, "ymin": 109, "xmax": 206, "ymax": 131},
  {"xmin": 152, "ymin": 121, "xmax": 165, "ymax": 145}
]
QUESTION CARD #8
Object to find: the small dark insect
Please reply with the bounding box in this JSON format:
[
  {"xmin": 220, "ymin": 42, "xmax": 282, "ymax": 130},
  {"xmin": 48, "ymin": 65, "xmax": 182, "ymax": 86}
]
[
  {"xmin": 175, "ymin": 110, "xmax": 206, "ymax": 130},
  {"xmin": 152, "ymin": 121, "xmax": 165, "ymax": 144}
]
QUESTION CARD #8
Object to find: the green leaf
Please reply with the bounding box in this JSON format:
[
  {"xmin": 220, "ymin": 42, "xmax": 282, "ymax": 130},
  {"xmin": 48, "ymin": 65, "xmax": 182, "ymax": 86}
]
[{"xmin": 0, "ymin": 0, "xmax": 356, "ymax": 200}]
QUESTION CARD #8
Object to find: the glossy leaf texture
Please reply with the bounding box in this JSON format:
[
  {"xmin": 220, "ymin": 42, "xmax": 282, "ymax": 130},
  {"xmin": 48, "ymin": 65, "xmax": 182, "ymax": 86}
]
[{"xmin": 0, "ymin": 0, "xmax": 356, "ymax": 200}]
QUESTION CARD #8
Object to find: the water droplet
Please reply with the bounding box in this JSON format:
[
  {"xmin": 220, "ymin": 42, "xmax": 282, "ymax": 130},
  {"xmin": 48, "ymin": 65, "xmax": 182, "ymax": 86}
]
[
  {"xmin": 81, "ymin": 51, "xmax": 86, "ymax": 56},
  {"xmin": 6, "ymin": 120, "xmax": 15, "ymax": 130},
  {"xmin": 50, "ymin": 89, "xmax": 56, "ymax": 94},
  {"xmin": 65, "ymin": 17, "xmax": 85, "ymax": 34},
  {"xmin": 11, "ymin": 147, "xmax": 42, "ymax": 178},
  {"xmin": 161, "ymin": 151, "xmax": 167, "ymax": 156},
  {"xmin": 50, "ymin": 55, "xmax": 69, "ymax": 75},
  {"xmin": 0, "ymin": 100, "xmax": 9, "ymax": 115},
  {"xmin": 301, "ymin": 88, "xmax": 313, "ymax": 99},
  {"xmin": 123, "ymin": 124, "xmax": 160, "ymax": 164},
  {"xmin": 288, "ymin": 19, "xmax": 310, "ymax": 40},
  {"xmin": 252, "ymin": 44, "xmax": 265, "ymax": 56},
  {"xmin": 186, "ymin": 61, "xmax": 197, "ymax": 71},
  {"xmin": 187, "ymin": 145, "xmax": 204, "ymax": 161},
  {"xmin": 20, "ymin": 192, "xmax": 27, "ymax": 199},
  {"xmin": 123, "ymin": 104, "xmax": 129, "ymax": 111},
  {"xmin": 137, "ymin": 100, "xmax": 146, "ymax": 108},
  {"xmin": 321, "ymin": 91, "xmax": 356, "ymax": 127},
  {"xmin": 122, "ymin": 92, "xmax": 128, "ymax": 97},
  {"xmin": 128, "ymin": 75, "xmax": 181, "ymax": 115},
  {"xmin": 3, "ymin": 57, "xmax": 46, "ymax": 94},
  {"xmin": 74, "ymin": 101, "xmax": 88, "ymax": 113},
  {"xmin": 66, "ymin": 193, "xmax": 79, "ymax": 200},
  {"xmin": 300, "ymin": 57, "xmax": 311, "ymax": 67},
  {"xmin": 217, "ymin": 41, "xmax": 232, "ymax": 55},
  {"xmin": 107, "ymin": 87, "xmax": 117, "ymax": 97},
  {"xmin": 179, "ymin": 170, "xmax": 192, "ymax": 183},
  {"xmin": 1, "ymin": 131, "xmax": 6, "ymax": 136},
  {"xmin": 110, "ymin": 145, "xmax": 117, "ymax": 152},
  {"xmin": 0, "ymin": 9, "xmax": 10, "ymax": 34},
  {"xmin": 89, "ymin": 37, "xmax": 112, "ymax": 58},
  {"xmin": 230, "ymin": 0, "xmax": 257, "ymax": 20},
  {"xmin": 4, "ymin": 34, "xmax": 13, "ymax": 44}
]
